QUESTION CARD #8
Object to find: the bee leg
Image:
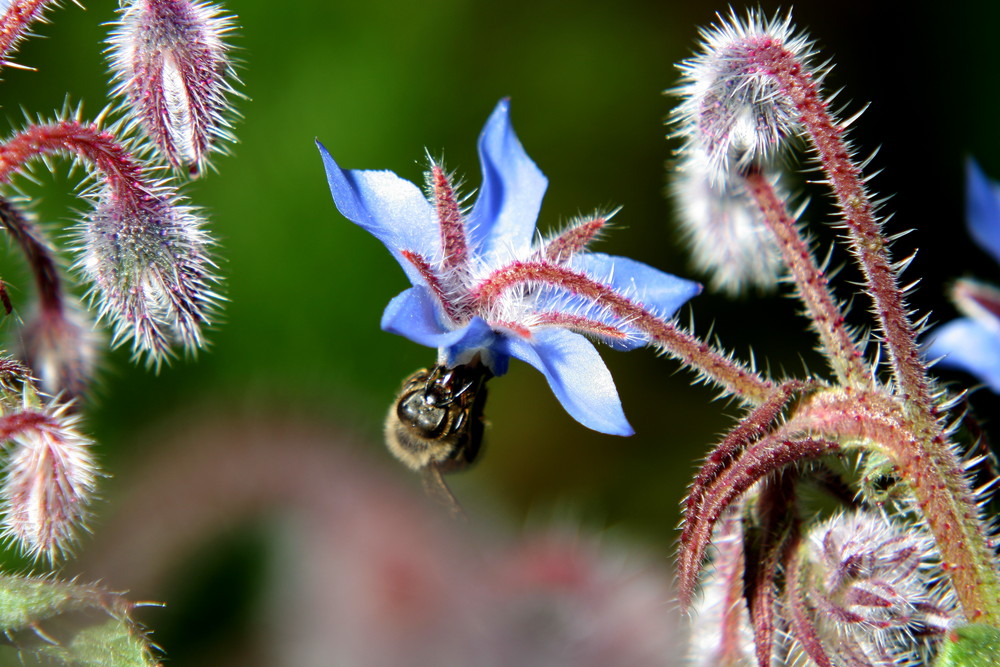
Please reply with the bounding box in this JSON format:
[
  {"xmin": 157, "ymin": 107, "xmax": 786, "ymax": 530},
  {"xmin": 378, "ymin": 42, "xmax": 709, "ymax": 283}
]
[{"xmin": 421, "ymin": 465, "xmax": 467, "ymax": 522}]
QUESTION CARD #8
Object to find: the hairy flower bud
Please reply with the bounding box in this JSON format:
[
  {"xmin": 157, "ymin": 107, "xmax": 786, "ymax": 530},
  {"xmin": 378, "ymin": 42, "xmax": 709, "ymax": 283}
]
[
  {"xmin": 76, "ymin": 182, "xmax": 220, "ymax": 365},
  {"xmin": 672, "ymin": 10, "xmax": 810, "ymax": 186},
  {"xmin": 107, "ymin": 0, "xmax": 240, "ymax": 175},
  {"xmin": 1, "ymin": 404, "xmax": 98, "ymax": 561},
  {"xmin": 673, "ymin": 151, "xmax": 782, "ymax": 294},
  {"xmin": 797, "ymin": 511, "xmax": 957, "ymax": 665}
]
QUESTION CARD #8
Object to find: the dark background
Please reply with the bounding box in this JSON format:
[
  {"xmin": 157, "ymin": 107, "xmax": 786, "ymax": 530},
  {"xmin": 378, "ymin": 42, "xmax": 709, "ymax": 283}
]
[{"xmin": 1, "ymin": 0, "xmax": 998, "ymax": 662}]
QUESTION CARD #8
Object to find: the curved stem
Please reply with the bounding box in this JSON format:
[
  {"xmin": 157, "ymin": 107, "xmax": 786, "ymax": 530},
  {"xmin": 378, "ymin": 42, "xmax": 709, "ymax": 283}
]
[
  {"xmin": 0, "ymin": 196, "xmax": 63, "ymax": 313},
  {"xmin": 744, "ymin": 40, "xmax": 931, "ymax": 410},
  {"xmin": 0, "ymin": 121, "xmax": 146, "ymax": 198}
]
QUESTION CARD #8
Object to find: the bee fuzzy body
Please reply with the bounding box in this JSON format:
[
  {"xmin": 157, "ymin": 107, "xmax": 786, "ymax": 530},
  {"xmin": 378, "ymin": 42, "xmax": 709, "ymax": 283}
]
[{"xmin": 385, "ymin": 363, "xmax": 491, "ymax": 474}]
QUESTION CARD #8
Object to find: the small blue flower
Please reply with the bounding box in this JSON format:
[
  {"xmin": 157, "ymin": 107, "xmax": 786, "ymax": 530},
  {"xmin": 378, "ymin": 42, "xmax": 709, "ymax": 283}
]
[
  {"xmin": 318, "ymin": 100, "xmax": 700, "ymax": 435},
  {"xmin": 925, "ymin": 159, "xmax": 1000, "ymax": 392}
]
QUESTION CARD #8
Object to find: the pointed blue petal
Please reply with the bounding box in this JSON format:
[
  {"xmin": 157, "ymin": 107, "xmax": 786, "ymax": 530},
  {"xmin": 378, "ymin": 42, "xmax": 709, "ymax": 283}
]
[
  {"xmin": 570, "ymin": 253, "xmax": 702, "ymax": 349},
  {"xmin": 381, "ymin": 290, "xmax": 510, "ymax": 374},
  {"xmin": 966, "ymin": 159, "xmax": 1000, "ymax": 265},
  {"xmin": 381, "ymin": 286, "xmax": 449, "ymax": 345},
  {"xmin": 467, "ymin": 100, "xmax": 548, "ymax": 259},
  {"xmin": 926, "ymin": 317, "xmax": 1000, "ymax": 393},
  {"xmin": 507, "ymin": 329, "xmax": 633, "ymax": 435},
  {"xmin": 318, "ymin": 141, "xmax": 439, "ymax": 285}
]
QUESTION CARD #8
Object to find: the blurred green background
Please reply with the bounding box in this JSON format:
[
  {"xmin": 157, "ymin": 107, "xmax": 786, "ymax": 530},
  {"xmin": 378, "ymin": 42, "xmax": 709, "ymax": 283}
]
[{"xmin": 2, "ymin": 0, "xmax": 1000, "ymax": 662}]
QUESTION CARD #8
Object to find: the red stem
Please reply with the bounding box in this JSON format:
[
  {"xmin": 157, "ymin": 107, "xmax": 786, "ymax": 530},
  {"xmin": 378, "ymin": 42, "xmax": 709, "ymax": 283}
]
[
  {"xmin": 0, "ymin": 0, "xmax": 56, "ymax": 68},
  {"xmin": 744, "ymin": 40, "xmax": 931, "ymax": 409},
  {"xmin": 0, "ymin": 121, "xmax": 145, "ymax": 198},
  {"xmin": 0, "ymin": 196, "xmax": 64, "ymax": 313},
  {"xmin": 743, "ymin": 169, "xmax": 868, "ymax": 387}
]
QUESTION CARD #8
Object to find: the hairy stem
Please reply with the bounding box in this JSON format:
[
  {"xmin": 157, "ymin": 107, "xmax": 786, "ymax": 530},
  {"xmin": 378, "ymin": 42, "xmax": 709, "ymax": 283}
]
[
  {"xmin": 0, "ymin": 196, "xmax": 64, "ymax": 313},
  {"xmin": 0, "ymin": 0, "xmax": 57, "ymax": 69},
  {"xmin": 0, "ymin": 121, "xmax": 146, "ymax": 199},
  {"xmin": 743, "ymin": 168, "xmax": 868, "ymax": 388},
  {"xmin": 472, "ymin": 260, "xmax": 775, "ymax": 404},
  {"xmin": 744, "ymin": 40, "xmax": 930, "ymax": 409}
]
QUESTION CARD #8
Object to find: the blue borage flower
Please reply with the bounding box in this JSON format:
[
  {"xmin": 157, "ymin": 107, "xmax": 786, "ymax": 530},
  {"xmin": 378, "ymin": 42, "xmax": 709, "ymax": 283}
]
[
  {"xmin": 318, "ymin": 100, "xmax": 700, "ymax": 435},
  {"xmin": 926, "ymin": 160, "xmax": 1000, "ymax": 392}
]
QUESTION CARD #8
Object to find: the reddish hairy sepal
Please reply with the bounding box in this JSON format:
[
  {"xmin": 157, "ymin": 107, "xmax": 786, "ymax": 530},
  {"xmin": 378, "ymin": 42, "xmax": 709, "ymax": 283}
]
[
  {"xmin": 540, "ymin": 215, "xmax": 608, "ymax": 263},
  {"xmin": 471, "ymin": 259, "xmax": 775, "ymax": 403},
  {"xmin": 0, "ymin": 411, "xmax": 53, "ymax": 440},
  {"xmin": 401, "ymin": 250, "xmax": 461, "ymax": 323},
  {"xmin": 427, "ymin": 164, "xmax": 469, "ymax": 274},
  {"xmin": 743, "ymin": 472, "xmax": 800, "ymax": 667},
  {"xmin": 684, "ymin": 381, "xmax": 804, "ymax": 548},
  {"xmin": 0, "ymin": 407, "xmax": 98, "ymax": 560},
  {"xmin": 784, "ymin": 547, "xmax": 835, "ymax": 667},
  {"xmin": 676, "ymin": 431, "xmax": 840, "ymax": 611},
  {"xmin": 532, "ymin": 311, "xmax": 629, "ymax": 341},
  {"xmin": 108, "ymin": 0, "xmax": 239, "ymax": 175}
]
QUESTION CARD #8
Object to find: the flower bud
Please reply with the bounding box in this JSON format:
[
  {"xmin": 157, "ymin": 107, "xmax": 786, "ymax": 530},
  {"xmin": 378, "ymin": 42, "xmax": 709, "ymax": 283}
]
[
  {"xmin": 76, "ymin": 182, "xmax": 220, "ymax": 365},
  {"xmin": 107, "ymin": 0, "xmax": 240, "ymax": 175},
  {"xmin": 1, "ymin": 404, "xmax": 98, "ymax": 561},
  {"xmin": 19, "ymin": 299, "xmax": 101, "ymax": 399},
  {"xmin": 798, "ymin": 511, "xmax": 956, "ymax": 664},
  {"xmin": 672, "ymin": 10, "xmax": 808, "ymax": 186}
]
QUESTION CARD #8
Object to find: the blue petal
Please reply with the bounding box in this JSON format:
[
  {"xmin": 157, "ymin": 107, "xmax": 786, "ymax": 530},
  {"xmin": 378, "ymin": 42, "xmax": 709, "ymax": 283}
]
[
  {"xmin": 467, "ymin": 100, "xmax": 548, "ymax": 259},
  {"xmin": 570, "ymin": 253, "xmax": 702, "ymax": 349},
  {"xmin": 381, "ymin": 290, "xmax": 512, "ymax": 375},
  {"xmin": 441, "ymin": 318, "xmax": 511, "ymax": 376},
  {"xmin": 925, "ymin": 317, "xmax": 1000, "ymax": 393},
  {"xmin": 966, "ymin": 159, "xmax": 1000, "ymax": 265},
  {"xmin": 507, "ymin": 328, "xmax": 633, "ymax": 435},
  {"xmin": 381, "ymin": 286, "xmax": 450, "ymax": 345},
  {"xmin": 318, "ymin": 141, "xmax": 439, "ymax": 285}
]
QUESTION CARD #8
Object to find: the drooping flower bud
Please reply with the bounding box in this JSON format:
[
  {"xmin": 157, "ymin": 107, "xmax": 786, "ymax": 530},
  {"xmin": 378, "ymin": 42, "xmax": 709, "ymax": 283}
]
[
  {"xmin": 1, "ymin": 402, "xmax": 98, "ymax": 561},
  {"xmin": 672, "ymin": 10, "xmax": 810, "ymax": 186},
  {"xmin": 75, "ymin": 181, "xmax": 220, "ymax": 366},
  {"xmin": 107, "ymin": 0, "xmax": 240, "ymax": 176}
]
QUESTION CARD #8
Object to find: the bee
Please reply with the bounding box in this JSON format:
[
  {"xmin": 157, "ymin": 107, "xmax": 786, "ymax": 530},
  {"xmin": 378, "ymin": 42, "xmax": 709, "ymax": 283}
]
[{"xmin": 385, "ymin": 362, "xmax": 491, "ymax": 516}]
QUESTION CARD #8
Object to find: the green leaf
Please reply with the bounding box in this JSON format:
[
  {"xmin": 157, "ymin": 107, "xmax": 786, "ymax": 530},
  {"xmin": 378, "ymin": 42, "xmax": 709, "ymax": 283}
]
[
  {"xmin": 934, "ymin": 624, "xmax": 1000, "ymax": 667},
  {"xmin": 0, "ymin": 574, "xmax": 158, "ymax": 666},
  {"xmin": 35, "ymin": 618, "xmax": 156, "ymax": 667}
]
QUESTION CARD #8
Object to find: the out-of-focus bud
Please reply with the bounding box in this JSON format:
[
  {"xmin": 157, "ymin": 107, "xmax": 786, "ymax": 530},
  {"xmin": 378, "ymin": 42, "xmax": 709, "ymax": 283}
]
[
  {"xmin": 19, "ymin": 299, "xmax": 101, "ymax": 400},
  {"xmin": 1, "ymin": 402, "xmax": 98, "ymax": 561},
  {"xmin": 673, "ymin": 151, "xmax": 782, "ymax": 294},
  {"xmin": 75, "ymin": 181, "xmax": 220, "ymax": 366},
  {"xmin": 107, "ymin": 0, "xmax": 240, "ymax": 176},
  {"xmin": 686, "ymin": 511, "xmax": 756, "ymax": 667}
]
